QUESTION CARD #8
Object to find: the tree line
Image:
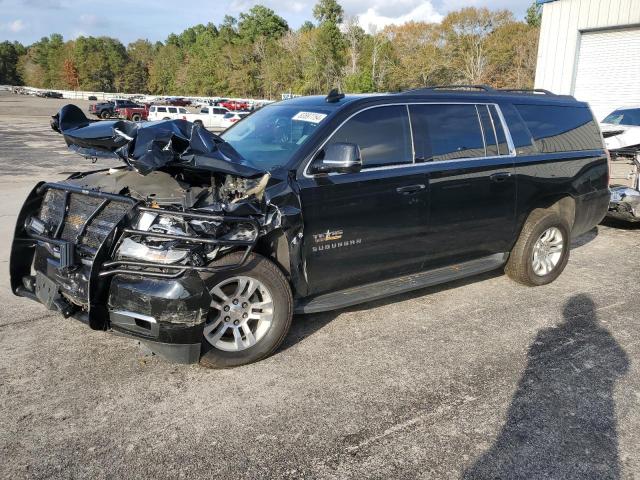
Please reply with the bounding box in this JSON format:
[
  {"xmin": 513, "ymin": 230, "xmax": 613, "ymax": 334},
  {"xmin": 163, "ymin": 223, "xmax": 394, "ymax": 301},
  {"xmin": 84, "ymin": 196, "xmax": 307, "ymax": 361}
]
[{"xmin": 0, "ymin": 0, "xmax": 542, "ymax": 98}]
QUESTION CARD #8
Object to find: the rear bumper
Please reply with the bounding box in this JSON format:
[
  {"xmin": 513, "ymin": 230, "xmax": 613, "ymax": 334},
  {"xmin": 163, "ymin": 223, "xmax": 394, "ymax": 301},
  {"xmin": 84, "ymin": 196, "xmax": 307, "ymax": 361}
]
[{"xmin": 572, "ymin": 188, "xmax": 611, "ymax": 237}]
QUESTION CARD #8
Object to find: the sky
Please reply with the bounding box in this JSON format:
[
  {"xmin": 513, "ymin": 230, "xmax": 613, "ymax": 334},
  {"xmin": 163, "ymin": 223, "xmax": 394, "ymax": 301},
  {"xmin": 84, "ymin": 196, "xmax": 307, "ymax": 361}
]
[{"xmin": 0, "ymin": 0, "xmax": 534, "ymax": 46}]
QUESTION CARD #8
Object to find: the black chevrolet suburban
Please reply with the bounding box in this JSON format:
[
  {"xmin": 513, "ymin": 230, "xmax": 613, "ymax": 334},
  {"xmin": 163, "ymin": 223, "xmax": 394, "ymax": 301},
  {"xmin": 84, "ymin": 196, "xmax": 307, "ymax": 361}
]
[{"xmin": 10, "ymin": 86, "xmax": 609, "ymax": 368}]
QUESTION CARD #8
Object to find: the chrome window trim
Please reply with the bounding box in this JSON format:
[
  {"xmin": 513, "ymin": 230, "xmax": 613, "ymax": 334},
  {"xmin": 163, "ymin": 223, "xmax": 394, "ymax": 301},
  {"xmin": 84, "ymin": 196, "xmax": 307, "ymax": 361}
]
[
  {"xmin": 406, "ymin": 104, "xmax": 416, "ymax": 162},
  {"xmin": 303, "ymin": 102, "xmax": 517, "ymax": 178},
  {"xmin": 475, "ymin": 104, "xmax": 488, "ymax": 157},
  {"xmin": 485, "ymin": 104, "xmax": 500, "ymax": 152}
]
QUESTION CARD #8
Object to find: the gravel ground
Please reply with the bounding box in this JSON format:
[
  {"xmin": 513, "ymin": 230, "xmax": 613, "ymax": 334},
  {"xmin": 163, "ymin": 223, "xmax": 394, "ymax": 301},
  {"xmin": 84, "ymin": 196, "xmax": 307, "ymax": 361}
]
[{"xmin": 1, "ymin": 93, "xmax": 639, "ymax": 479}]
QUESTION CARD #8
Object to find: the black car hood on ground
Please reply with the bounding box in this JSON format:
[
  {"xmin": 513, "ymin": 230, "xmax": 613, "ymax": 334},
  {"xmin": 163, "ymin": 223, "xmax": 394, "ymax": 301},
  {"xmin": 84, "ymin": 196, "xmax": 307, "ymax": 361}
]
[{"xmin": 51, "ymin": 104, "xmax": 264, "ymax": 177}]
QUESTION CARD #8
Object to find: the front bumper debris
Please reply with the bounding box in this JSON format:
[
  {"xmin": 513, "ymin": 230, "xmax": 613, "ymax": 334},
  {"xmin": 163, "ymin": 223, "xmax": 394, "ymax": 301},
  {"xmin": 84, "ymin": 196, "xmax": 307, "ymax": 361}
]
[
  {"xmin": 608, "ymin": 186, "xmax": 640, "ymax": 222},
  {"xmin": 10, "ymin": 181, "xmax": 259, "ymax": 364}
]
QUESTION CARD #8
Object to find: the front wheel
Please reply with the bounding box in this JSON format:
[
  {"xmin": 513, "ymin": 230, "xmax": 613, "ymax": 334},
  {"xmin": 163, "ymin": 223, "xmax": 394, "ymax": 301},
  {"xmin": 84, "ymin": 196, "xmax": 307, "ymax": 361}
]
[
  {"xmin": 200, "ymin": 252, "xmax": 293, "ymax": 368},
  {"xmin": 131, "ymin": 113, "xmax": 141, "ymax": 121},
  {"xmin": 505, "ymin": 209, "xmax": 571, "ymax": 286},
  {"xmin": 100, "ymin": 110, "xmax": 110, "ymax": 119}
]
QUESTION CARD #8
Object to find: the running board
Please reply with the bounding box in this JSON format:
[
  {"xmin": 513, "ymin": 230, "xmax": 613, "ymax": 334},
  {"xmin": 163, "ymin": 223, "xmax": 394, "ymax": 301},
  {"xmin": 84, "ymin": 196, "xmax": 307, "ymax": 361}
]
[{"xmin": 295, "ymin": 253, "xmax": 508, "ymax": 314}]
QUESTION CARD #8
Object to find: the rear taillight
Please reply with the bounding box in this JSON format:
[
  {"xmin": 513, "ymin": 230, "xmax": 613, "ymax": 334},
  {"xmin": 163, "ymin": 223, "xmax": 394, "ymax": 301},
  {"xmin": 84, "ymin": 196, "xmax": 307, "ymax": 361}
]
[{"xmin": 230, "ymin": 118, "xmax": 239, "ymax": 123}]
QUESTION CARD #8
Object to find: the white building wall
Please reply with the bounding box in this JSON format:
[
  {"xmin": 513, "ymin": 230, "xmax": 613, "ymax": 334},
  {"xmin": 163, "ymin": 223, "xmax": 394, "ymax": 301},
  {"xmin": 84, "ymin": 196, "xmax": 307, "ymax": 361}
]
[{"xmin": 535, "ymin": 0, "xmax": 640, "ymax": 105}]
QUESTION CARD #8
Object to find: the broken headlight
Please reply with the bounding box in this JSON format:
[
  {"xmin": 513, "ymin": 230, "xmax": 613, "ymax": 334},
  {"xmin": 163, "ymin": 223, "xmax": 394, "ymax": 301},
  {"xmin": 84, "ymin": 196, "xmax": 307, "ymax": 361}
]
[
  {"xmin": 117, "ymin": 237, "xmax": 189, "ymax": 264},
  {"xmin": 116, "ymin": 211, "xmax": 192, "ymax": 265}
]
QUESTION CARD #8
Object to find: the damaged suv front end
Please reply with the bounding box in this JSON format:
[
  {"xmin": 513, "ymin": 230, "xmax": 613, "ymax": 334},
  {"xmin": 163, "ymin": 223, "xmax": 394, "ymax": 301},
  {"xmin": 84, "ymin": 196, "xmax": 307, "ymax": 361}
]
[
  {"xmin": 601, "ymin": 109, "xmax": 640, "ymax": 222},
  {"xmin": 10, "ymin": 104, "xmax": 308, "ymax": 364}
]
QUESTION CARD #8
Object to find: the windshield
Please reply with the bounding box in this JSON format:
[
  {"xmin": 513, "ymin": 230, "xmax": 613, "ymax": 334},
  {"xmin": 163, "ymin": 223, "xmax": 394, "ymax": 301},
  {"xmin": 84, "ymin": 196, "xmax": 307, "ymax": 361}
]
[
  {"xmin": 602, "ymin": 108, "xmax": 640, "ymax": 126},
  {"xmin": 221, "ymin": 105, "xmax": 331, "ymax": 170}
]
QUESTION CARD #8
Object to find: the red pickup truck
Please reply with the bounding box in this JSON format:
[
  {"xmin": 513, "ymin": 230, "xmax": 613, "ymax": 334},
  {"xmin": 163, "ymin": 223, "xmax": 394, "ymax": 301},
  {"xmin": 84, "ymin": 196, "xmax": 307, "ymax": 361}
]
[
  {"xmin": 116, "ymin": 104, "xmax": 150, "ymax": 121},
  {"xmin": 220, "ymin": 100, "xmax": 249, "ymax": 111}
]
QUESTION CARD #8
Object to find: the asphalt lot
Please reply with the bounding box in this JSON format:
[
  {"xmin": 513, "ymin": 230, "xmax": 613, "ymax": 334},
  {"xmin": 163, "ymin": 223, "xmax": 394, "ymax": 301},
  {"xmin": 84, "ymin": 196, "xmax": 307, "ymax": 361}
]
[{"xmin": 1, "ymin": 92, "xmax": 640, "ymax": 479}]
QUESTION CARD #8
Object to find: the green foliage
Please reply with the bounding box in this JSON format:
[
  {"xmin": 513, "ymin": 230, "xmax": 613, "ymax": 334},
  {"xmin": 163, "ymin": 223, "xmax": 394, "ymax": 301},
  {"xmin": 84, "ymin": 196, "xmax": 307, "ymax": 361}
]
[
  {"xmin": 73, "ymin": 36, "xmax": 128, "ymax": 91},
  {"xmin": 0, "ymin": 41, "xmax": 24, "ymax": 84},
  {"xmin": 2, "ymin": 2, "xmax": 541, "ymax": 98},
  {"xmin": 313, "ymin": 0, "xmax": 344, "ymax": 24},
  {"xmin": 526, "ymin": 2, "xmax": 542, "ymax": 28},
  {"xmin": 238, "ymin": 5, "xmax": 288, "ymax": 42}
]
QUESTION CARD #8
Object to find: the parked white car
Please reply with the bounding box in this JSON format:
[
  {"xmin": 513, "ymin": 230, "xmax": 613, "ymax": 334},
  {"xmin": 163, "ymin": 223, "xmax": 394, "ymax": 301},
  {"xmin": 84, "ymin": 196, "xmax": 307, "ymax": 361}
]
[
  {"xmin": 219, "ymin": 111, "xmax": 250, "ymax": 130},
  {"xmin": 184, "ymin": 106, "xmax": 230, "ymax": 131},
  {"xmin": 147, "ymin": 105, "xmax": 189, "ymax": 121}
]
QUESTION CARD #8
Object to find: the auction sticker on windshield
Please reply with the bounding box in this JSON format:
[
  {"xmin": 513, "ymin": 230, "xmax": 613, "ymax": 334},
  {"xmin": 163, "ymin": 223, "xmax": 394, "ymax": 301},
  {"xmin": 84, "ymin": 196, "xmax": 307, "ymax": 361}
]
[{"xmin": 292, "ymin": 111, "xmax": 328, "ymax": 124}]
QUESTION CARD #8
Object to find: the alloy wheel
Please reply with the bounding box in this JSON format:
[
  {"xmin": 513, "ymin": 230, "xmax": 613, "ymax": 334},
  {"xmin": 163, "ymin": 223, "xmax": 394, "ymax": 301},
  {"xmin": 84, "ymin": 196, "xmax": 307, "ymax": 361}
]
[
  {"xmin": 531, "ymin": 226, "xmax": 564, "ymax": 276},
  {"xmin": 204, "ymin": 276, "xmax": 274, "ymax": 352}
]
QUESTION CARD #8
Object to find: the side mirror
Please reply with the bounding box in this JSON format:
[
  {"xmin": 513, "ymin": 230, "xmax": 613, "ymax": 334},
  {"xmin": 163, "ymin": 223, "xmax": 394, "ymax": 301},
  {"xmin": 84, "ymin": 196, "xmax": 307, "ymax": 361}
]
[{"xmin": 310, "ymin": 142, "xmax": 362, "ymax": 175}]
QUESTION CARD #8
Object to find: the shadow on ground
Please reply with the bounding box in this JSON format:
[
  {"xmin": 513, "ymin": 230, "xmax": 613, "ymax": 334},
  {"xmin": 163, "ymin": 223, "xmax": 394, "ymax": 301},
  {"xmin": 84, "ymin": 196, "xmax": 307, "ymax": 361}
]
[
  {"xmin": 463, "ymin": 293, "xmax": 629, "ymax": 479},
  {"xmin": 601, "ymin": 218, "xmax": 640, "ymax": 230}
]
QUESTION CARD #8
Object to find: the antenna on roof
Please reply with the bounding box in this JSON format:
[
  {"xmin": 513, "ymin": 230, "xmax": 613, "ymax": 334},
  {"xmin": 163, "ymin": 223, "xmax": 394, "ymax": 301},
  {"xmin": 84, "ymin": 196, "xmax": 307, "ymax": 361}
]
[{"xmin": 326, "ymin": 88, "xmax": 345, "ymax": 103}]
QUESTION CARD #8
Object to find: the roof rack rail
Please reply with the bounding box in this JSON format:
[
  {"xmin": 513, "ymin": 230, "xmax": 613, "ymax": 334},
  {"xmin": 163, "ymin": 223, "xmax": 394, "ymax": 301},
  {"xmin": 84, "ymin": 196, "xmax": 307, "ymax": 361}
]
[
  {"xmin": 401, "ymin": 84, "xmax": 496, "ymax": 94},
  {"xmin": 499, "ymin": 88, "xmax": 556, "ymax": 95}
]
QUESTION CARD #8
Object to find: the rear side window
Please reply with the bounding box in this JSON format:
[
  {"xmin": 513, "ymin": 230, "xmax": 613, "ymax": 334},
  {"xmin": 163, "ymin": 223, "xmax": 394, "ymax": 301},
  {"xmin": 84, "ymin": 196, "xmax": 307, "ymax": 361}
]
[
  {"xmin": 515, "ymin": 104, "xmax": 602, "ymax": 153},
  {"xmin": 168, "ymin": 107, "xmax": 177, "ymax": 113},
  {"xmin": 327, "ymin": 105, "xmax": 412, "ymax": 168},
  {"xmin": 409, "ymin": 104, "xmax": 485, "ymax": 161},
  {"xmin": 157, "ymin": 107, "xmax": 167, "ymax": 113},
  {"xmin": 179, "ymin": 108, "xmax": 187, "ymax": 113}
]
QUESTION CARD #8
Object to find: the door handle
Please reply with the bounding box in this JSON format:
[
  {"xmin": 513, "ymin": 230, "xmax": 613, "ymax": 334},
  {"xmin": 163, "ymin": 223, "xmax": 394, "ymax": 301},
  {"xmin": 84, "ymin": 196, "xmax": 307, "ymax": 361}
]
[
  {"xmin": 490, "ymin": 172, "xmax": 513, "ymax": 183},
  {"xmin": 396, "ymin": 184, "xmax": 426, "ymax": 195}
]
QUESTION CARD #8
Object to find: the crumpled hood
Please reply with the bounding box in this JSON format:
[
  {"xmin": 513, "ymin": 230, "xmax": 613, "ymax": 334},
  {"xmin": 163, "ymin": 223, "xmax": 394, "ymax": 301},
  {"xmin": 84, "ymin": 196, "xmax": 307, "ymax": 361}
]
[
  {"xmin": 599, "ymin": 122, "xmax": 640, "ymax": 151},
  {"xmin": 51, "ymin": 104, "xmax": 265, "ymax": 177}
]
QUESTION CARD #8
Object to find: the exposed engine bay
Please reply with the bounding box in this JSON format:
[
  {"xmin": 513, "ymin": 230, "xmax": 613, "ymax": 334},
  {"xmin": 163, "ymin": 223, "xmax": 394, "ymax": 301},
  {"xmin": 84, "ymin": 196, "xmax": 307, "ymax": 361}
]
[
  {"xmin": 65, "ymin": 168, "xmax": 268, "ymax": 277},
  {"xmin": 601, "ymin": 123, "xmax": 640, "ymax": 222}
]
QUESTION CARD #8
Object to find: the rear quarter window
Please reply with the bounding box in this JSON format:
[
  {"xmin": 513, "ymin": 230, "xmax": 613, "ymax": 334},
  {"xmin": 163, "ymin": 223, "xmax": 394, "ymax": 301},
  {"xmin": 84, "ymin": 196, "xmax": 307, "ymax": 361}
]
[{"xmin": 515, "ymin": 104, "xmax": 602, "ymax": 153}]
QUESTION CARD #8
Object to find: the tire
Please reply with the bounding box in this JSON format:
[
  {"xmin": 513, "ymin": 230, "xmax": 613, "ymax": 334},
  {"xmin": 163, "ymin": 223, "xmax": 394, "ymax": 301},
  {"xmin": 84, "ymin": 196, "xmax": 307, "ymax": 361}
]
[
  {"xmin": 505, "ymin": 209, "xmax": 571, "ymax": 286},
  {"xmin": 100, "ymin": 110, "xmax": 110, "ymax": 119},
  {"xmin": 194, "ymin": 120, "xmax": 203, "ymax": 127},
  {"xmin": 131, "ymin": 114, "xmax": 141, "ymax": 121},
  {"xmin": 199, "ymin": 252, "xmax": 293, "ymax": 369},
  {"xmin": 162, "ymin": 117, "xmax": 170, "ymax": 120}
]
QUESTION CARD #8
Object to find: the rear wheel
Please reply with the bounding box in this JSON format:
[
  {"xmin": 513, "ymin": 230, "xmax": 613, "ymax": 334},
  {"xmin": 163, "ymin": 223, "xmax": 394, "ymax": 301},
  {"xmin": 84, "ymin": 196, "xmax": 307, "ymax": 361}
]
[
  {"xmin": 193, "ymin": 120, "xmax": 203, "ymax": 127},
  {"xmin": 100, "ymin": 110, "xmax": 110, "ymax": 119},
  {"xmin": 131, "ymin": 113, "xmax": 141, "ymax": 121},
  {"xmin": 200, "ymin": 252, "xmax": 293, "ymax": 368},
  {"xmin": 505, "ymin": 209, "xmax": 571, "ymax": 286}
]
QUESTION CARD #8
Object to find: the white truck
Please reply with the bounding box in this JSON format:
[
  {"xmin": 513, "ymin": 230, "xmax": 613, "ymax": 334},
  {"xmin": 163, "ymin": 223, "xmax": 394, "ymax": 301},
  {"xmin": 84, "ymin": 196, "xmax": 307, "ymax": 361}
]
[{"xmin": 184, "ymin": 106, "xmax": 230, "ymax": 131}]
